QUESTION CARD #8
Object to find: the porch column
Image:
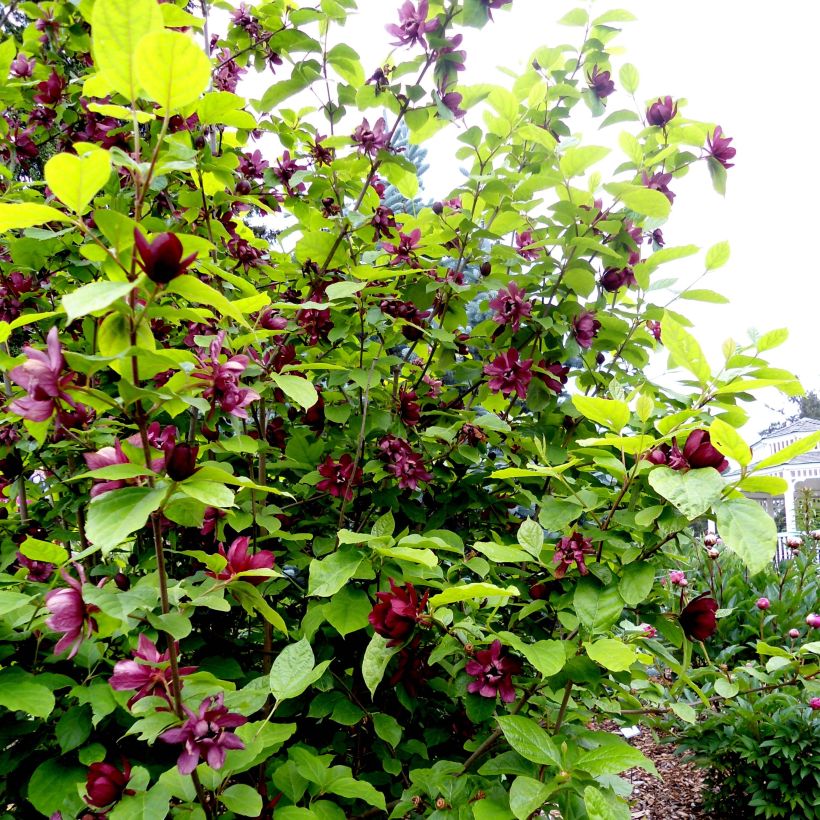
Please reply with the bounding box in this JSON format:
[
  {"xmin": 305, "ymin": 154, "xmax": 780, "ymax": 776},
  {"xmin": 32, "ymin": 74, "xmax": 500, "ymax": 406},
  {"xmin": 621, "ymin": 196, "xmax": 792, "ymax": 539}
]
[{"xmin": 784, "ymin": 480, "xmax": 797, "ymax": 532}]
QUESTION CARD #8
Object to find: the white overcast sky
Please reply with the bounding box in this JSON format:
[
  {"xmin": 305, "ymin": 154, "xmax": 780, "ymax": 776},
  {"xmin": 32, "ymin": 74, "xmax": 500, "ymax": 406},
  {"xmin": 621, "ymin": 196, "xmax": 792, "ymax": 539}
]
[{"xmin": 239, "ymin": 1, "xmax": 820, "ymax": 434}]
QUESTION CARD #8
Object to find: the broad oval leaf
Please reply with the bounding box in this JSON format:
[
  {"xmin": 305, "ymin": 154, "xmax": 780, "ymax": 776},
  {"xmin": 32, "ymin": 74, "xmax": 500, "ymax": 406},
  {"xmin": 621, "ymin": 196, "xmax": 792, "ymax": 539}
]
[{"xmin": 135, "ymin": 30, "xmax": 211, "ymax": 111}]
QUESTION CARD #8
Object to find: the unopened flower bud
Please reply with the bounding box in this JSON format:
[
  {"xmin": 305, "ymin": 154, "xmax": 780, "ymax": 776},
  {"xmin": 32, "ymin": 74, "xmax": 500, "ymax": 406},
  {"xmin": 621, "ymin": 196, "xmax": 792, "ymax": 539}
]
[
  {"xmin": 114, "ymin": 572, "xmax": 130, "ymax": 591},
  {"xmin": 755, "ymin": 597, "xmax": 770, "ymax": 611},
  {"xmin": 435, "ymin": 798, "xmax": 447, "ymax": 810},
  {"xmin": 707, "ymin": 548, "xmax": 720, "ymax": 559},
  {"xmin": 703, "ymin": 533, "xmax": 718, "ymax": 547},
  {"xmin": 807, "ymin": 613, "xmax": 820, "ymax": 629},
  {"xmin": 164, "ymin": 442, "xmax": 199, "ymax": 482},
  {"xmin": 789, "ymin": 628, "xmax": 800, "ymax": 639},
  {"xmin": 432, "ymin": 201, "xmax": 443, "ymax": 215},
  {"xmin": 479, "ymin": 261, "xmax": 491, "ymax": 277},
  {"xmin": 236, "ymin": 179, "xmax": 251, "ymax": 195}
]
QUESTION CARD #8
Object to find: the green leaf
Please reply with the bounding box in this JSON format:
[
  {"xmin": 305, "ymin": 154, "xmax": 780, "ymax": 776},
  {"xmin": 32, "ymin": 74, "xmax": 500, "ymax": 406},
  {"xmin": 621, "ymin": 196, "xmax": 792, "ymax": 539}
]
[
  {"xmin": 577, "ymin": 738, "xmax": 657, "ymax": 777},
  {"xmin": 509, "ymin": 776, "xmax": 554, "ymax": 820},
  {"xmin": 219, "ymin": 784, "xmax": 263, "ymax": 817},
  {"xmin": 19, "ymin": 537, "xmax": 69, "ymax": 565},
  {"xmin": 560, "ymin": 146, "xmax": 610, "ymax": 178},
  {"xmin": 45, "ymin": 149, "xmax": 111, "ymax": 214},
  {"xmin": 705, "ymin": 240, "xmax": 730, "ymax": 270},
  {"xmin": 709, "ymin": 418, "xmax": 750, "ymax": 466},
  {"xmin": 619, "ymin": 63, "xmax": 639, "ymax": 94},
  {"xmin": 753, "ymin": 430, "xmax": 820, "ymax": 470},
  {"xmin": 473, "ymin": 541, "xmax": 532, "ymax": 563},
  {"xmin": 62, "ymin": 280, "xmax": 136, "ymax": 324},
  {"xmin": 0, "ymin": 203, "xmax": 71, "ymax": 233},
  {"xmin": 198, "ymin": 91, "xmax": 257, "ymax": 128},
  {"xmin": 178, "ymin": 480, "xmax": 235, "ymax": 508},
  {"xmin": 679, "ymin": 288, "xmax": 729, "ymax": 304},
  {"xmin": 230, "ymin": 581, "xmax": 288, "ymax": 635},
  {"xmin": 516, "ymin": 518, "xmax": 544, "ymax": 557},
  {"xmin": 372, "ymin": 712, "xmax": 402, "ymax": 747},
  {"xmin": 572, "ymin": 395, "xmax": 630, "ymax": 432},
  {"xmin": 671, "ymin": 702, "xmax": 697, "ymax": 724},
  {"xmin": 619, "ymin": 186, "xmax": 670, "ymax": 219},
  {"xmin": 308, "ymin": 549, "xmax": 363, "ymax": 597},
  {"xmin": 26, "ymin": 759, "xmax": 85, "ymax": 819},
  {"xmin": 648, "ymin": 466, "xmax": 724, "ymax": 519},
  {"xmin": 521, "ymin": 640, "xmax": 566, "ymax": 678},
  {"xmin": 148, "ymin": 611, "xmax": 192, "ymax": 640},
  {"xmin": 428, "ymin": 583, "xmax": 518, "ymax": 609},
  {"xmin": 56, "ymin": 704, "xmax": 92, "ymax": 753},
  {"xmin": 166, "ymin": 275, "xmax": 250, "ymax": 326},
  {"xmin": 618, "ymin": 562, "xmax": 654, "ymax": 607},
  {"xmin": 496, "ymin": 715, "xmax": 561, "ymax": 766},
  {"xmin": 361, "ymin": 633, "xmax": 399, "ymax": 698},
  {"xmin": 714, "ymin": 678, "xmax": 739, "ymax": 698},
  {"xmin": 462, "ymin": 0, "xmax": 491, "ymax": 27},
  {"xmin": 326, "ymin": 43, "xmax": 364, "ymax": 86},
  {"xmin": 0, "ymin": 680, "xmax": 55, "ymax": 717},
  {"xmin": 586, "ymin": 638, "xmax": 638, "ymax": 672},
  {"xmin": 0, "ymin": 590, "xmax": 32, "ymax": 615},
  {"xmin": 558, "ymin": 8, "xmax": 589, "ymax": 25},
  {"xmin": 755, "ymin": 328, "xmax": 788, "ymax": 353},
  {"xmin": 323, "ymin": 586, "xmax": 371, "ymax": 636},
  {"xmin": 707, "ymin": 156, "xmax": 727, "ymax": 196},
  {"xmin": 325, "ymin": 775, "xmax": 385, "ymax": 810},
  {"xmin": 269, "ymin": 638, "xmax": 328, "ymax": 702},
  {"xmin": 373, "ymin": 545, "xmax": 437, "ymax": 567},
  {"xmin": 737, "ymin": 475, "xmax": 788, "ymax": 495},
  {"xmin": 583, "ymin": 786, "xmax": 629, "ymax": 820},
  {"xmin": 91, "ymin": 0, "xmax": 164, "ymax": 99},
  {"xmin": 86, "ymin": 487, "xmax": 165, "ymax": 550},
  {"xmin": 716, "ymin": 498, "xmax": 777, "ymax": 575},
  {"xmin": 662, "ymin": 313, "xmax": 711, "ymax": 384},
  {"xmin": 574, "ymin": 578, "xmax": 624, "ymax": 632},
  {"xmin": 271, "ymin": 373, "xmax": 319, "ymax": 410},
  {"xmin": 135, "ymin": 30, "xmax": 211, "ymax": 111}
]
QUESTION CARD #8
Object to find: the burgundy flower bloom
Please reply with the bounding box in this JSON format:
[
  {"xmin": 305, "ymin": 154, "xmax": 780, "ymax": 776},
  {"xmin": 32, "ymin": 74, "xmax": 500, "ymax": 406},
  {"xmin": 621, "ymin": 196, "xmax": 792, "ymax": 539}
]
[
  {"xmin": 44, "ymin": 567, "xmax": 99, "ymax": 659},
  {"xmin": 515, "ymin": 230, "xmax": 541, "ymax": 261},
  {"xmin": 600, "ymin": 266, "xmax": 635, "ymax": 292},
  {"xmin": 706, "ymin": 126, "xmax": 736, "ymax": 169},
  {"xmin": 572, "ymin": 311, "xmax": 601, "ymax": 349},
  {"xmin": 489, "ymin": 282, "xmax": 533, "ymax": 332},
  {"xmin": 8, "ymin": 327, "xmax": 82, "ymax": 423},
  {"xmin": 16, "ymin": 550, "xmax": 55, "ymax": 582},
  {"xmin": 553, "ymin": 531, "xmax": 595, "ymax": 579},
  {"xmin": 466, "ymin": 639, "xmax": 521, "ymax": 703},
  {"xmin": 641, "ymin": 171, "xmax": 675, "ymax": 204},
  {"xmin": 109, "ymin": 634, "xmax": 197, "ymax": 707},
  {"xmin": 386, "ymin": 449, "xmax": 432, "ymax": 490},
  {"xmin": 537, "ymin": 361, "xmax": 569, "ymax": 395},
  {"xmin": 192, "ymin": 333, "xmax": 260, "ymax": 419},
  {"xmin": 440, "ymin": 90, "xmax": 466, "ymax": 119},
  {"xmin": 646, "ymin": 320, "xmax": 662, "ymax": 341},
  {"xmin": 159, "ymin": 693, "xmax": 246, "ymax": 775},
  {"xmin": 484, "ymin": 349, "xmax": 533, "ymax": 399},
  {"xmin": 379, "ymin": 434, "xmax": 414, "ymax": 461},
  {"xmin": 134, "ymin": 229, "xmax": 196, "ymax": 285},
  {"xmin": 367, "ymin": 65, "xmax": 392, "ymax": 92},
  {"xmin": 214, "ymin": 49, "xmax": 245, "ymax": 92},
  {"xmin": 206, "ymin": 536, "xmax": 276, "ymax": 586},
  {"xmin": 83, "ymin": 440, "xmax": 132, "ymax": 497},
  {"xmin": 382, "ymin": 229, "xmax": 422, "ymax": 267},
  {"xmin": 371, "ymin": 205, "xmax": 398, "ymax": 240},
  {"xmin": 646, "ymin": 95, "xmax": 678, "ymax": 127},
  {"xmin": 10, "ymin": 54, "xmax": 35, "ymax": 78},
  {"xmin": 33, "ymin": 70, "xmax": 65, "ymax": 105},
  {"xmin": 164, "ymin": 441, "xmax": 199, "ymax": 482},
  {"xmin": 386, "ymin": 0, "xmax": 438, "ymax": 49},
  {"xmin": 368, "ymin": 578, "xmax": 427, "ymax": 646},
  {"xmin": 238, "ymin": 149, "xmax": 269, "ymax": 179},
  {"xmin": 679, "ymin": 593, "xmax": 718, "ymax": 641},
  {"xmin": 273, "ymin": 150, "xmax": 306, "ymax": 196},
  {"xmin": 84, "ymin": 760, "xmax": 133, "ymax": 809},
  {"xmin": 296, "ymin": 306, "xmax": 333, "ymax": 345},
  {"xmin": 398, "ymin": 388, "xmax": 421, "ymax": 427},
  {"xmin": 309, "ymin": 136, "xmax": 335, "ymax": 166},
  {"xmin": 316, "ymin": 454, "xmax": 362, "ymax": 501},
  {"xmin": 588, "ymin": 65, "xmax": 615, "ymax": 99},
  {"xmin": 682, "ymin": 429, "xmax": 729, "ymax": 472},
  {"xmin": 352, "ymin": 117, "xmax": 390, "ymax": 156},
  {"xmin": 380, "ymin": 298, "xmax": 429, "ymax": 340},
  {"xmin": 649, "ymin": 228, "xmax": 665, "ymax": 247}
]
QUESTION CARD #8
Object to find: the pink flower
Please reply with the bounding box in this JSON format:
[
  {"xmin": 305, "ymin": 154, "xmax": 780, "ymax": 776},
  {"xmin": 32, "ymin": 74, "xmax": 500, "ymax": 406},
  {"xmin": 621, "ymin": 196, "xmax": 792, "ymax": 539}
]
[
  {"xmin": 159, "ymin": 693, "xmax": 246, "ymax": 775},
  {"xmin": 668, "ymin": 570, "xmax": 687, "ymax": 587},
  {"xmin": 44, "ymin": 567, "xmax": 99, "ymax": 659},
  {"xmin": 515, "ymin": 230, "xmax": 541, "ymax": 261},
  {"xmin": 489, "ymin": 282, "xmax": 533, "ymax": 332},
  {"xmin": 110, "ymin": 634, "xmax": 196, "ymax": 707},
  {"xmin": 382, "ymin": 229, "xmax": 422, "ymax": 267},
  {"xmin": 16, "ymin": 550, "xmax": 54, "ymax": 582},
  {"xmin": 466, "ymin": 639, "xmax": 521, "ymax": 703},
  {"xmin": 9, "ymin": 54, "xmax": 35, "ymax": 78},
  {"xmin": 810, "ymin": 698, "xmax": 820, "ymax": 711},
  {"xmin": 756, "ymin": 597, "xmax": 770, "ymax": 611},
  {"xmin": 192, "ymin": 332, "xmax": 260, "ymax": 419},
  {"xmin": 206, "ymin": 536, "xmax": 276, "ymax": 586},
  {"xmin": 639, "ymin": 623, "xmax": 657, "ymax": 638},
  {"xmin": 386, "ymin": 0, "xmax": 438, "ymax": 49},
  {"xmin": 806, "ymin": 613, "xmax": 820, "ymax": 629},
  {"xmin": 572, "ymin": 311, "xmax": 601, "ymax": 349},
  {"xmin": 352, "ymin": 117, "xmax": 389, "ymax": 156},
  {"xmin": 83, "ymin": 440, "xmax": 131, "ymax": 497},
  {"xmin": 789, "ymin": 628, "xmax": 800, "ymax": 639},
  {"xmin": 484, "ymin": 349, "xmax": 533, "ymax": 399},
  {"xmin": 553, "ymin": 531, "xmax": 595, "ymax": 579},
  {"xmin": 386, "ymin": 449, "xmax": 432, "ymax": 491},
  {"xmin": 316, "ymin": 454, "xmax": 362, "ymax": 501},
  {"xmin": 84, "ymin": 759, "xmax": 133, "ymax": 809},
  {"xmin": 646, "ymin": 96, "xmax": 677, "ymax": 127},
  {"xmin": 706, "ymin": 126, "xmax": 736, "ymax": 169}
]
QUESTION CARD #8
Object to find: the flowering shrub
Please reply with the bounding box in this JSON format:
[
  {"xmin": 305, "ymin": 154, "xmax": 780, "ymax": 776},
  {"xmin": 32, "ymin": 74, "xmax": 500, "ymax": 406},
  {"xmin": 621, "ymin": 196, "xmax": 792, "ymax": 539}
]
[{"xmin": 0, "ymin": 1, "xmax": 816, "ymax": 818}]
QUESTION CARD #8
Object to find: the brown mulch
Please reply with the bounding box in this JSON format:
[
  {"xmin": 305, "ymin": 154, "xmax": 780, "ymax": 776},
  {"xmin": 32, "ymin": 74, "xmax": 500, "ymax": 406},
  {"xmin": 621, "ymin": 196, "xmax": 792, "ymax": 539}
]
[{"xmin": 623, "ymin": 726, "xmax": 710, "ymax": 819}]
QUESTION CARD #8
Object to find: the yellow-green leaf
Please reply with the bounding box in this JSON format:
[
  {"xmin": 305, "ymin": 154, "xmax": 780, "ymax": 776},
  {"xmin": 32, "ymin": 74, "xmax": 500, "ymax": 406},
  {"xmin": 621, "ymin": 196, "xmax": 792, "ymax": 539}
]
[
  {"xmin": 91, "ymin": 0, "xmax": 164, "ymax": 100},
  {"xmin": 45, "ymin": 150, "xmax": 112, "ymax": 214},
  {"xmin": 135, "ymin": 30, "xmax": 211, "ymax": 111},
  {"xmin": 0, "ymin": 203, "xmax": 70, "ymax": 233},
  {"xmin": 709, "ymin": 418, "xmax": 751, "ymax": 466},
  {"xmin": 572, "ymin": 395, "xmax": 630, "ymax": 432}
]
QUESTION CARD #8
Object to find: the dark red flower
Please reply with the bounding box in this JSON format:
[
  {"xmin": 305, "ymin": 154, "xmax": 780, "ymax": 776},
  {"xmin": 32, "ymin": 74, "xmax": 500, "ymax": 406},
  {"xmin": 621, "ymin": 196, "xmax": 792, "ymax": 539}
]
[
  {"xmin": 352, "ymin": 117, "xmax": 389, "ymax": 156},
  {"xmin": 33, "ymin": 70, "xmax": 65, "ymax": 105},
  {"xmin": 16, "ymin": 550, "xmax": 55, "ymax": 582},
  {"xmin": 382, "ymin": 229, "xmax": 422, "ymax": 267},
  {"xmin": 134, "ymin": 229, "xmax": 196, "ymax": 284},
  {"xmin": 164, "ymin": 441, "xmax": 199, "ymax": 482},
  {"xmin": 515, "ymin": 230, "xmax": 541, "ymax": 261},
  {"xmin": 646, "ymin": 320, "xmax": 662, "ymax": 341},
  {"xmin": 489, "ymin": 282, "xmax": 533, "ymax": 332},
  {"xmin": 386, "ymin": 449, "xmax": 432, "ymax": 490},
  {"xmin": 678, "ymin": 593, "xmax": 718, "ymax": 641},
  {"xmin": 398, "ymin": 388, "xmax": 421, "ymax": 426},
  {"xmin": 368, "ymin": 578, "xmax": 427, "ymax": 646},
  {"xmin": 572, "ymin": 311, "xmax": 601, "ymax": 349},
  {"xmin": 537, "ymin": 361, "xmax": 569, "ymax": 395},
  {"xmin": 84, "ymin": 760, "xmax": 133, "ymax": 809},
  {"xmin": 388, "ymin": 637, "xmax": 430, "ymax": 696},
  {"xmin": 317, "ymin": 454, "xmax": 362, "ymax": 501},
  {"xmin": 159, "ymin": 693, "xmax": 246, "ymax": 775},
  {"xmin": 646, "ymin": 96, "xmax": 677, "ymax": 127},
  {"xmin": 588, "ymin": 65, "xmax": 615, "ymax": 99},
  {"xmin": 553, "ymin": 531, "xmax": 595, "ymax": 579},
  {"xmin": 706, "ymin": 126, "xmax": 736, "ymax": 169},
  {"xmin": 207, "ymin": 536, "xmax": 276, "ymax": 585},
  {"xmin": 484, "ymin": 348, "xmax": 533, "ymax": 399},
  {"xmin": 466, "ymin": 639, "xmax": 521, "ymax": 703},
  {"xmin": 641, "ymin": 171, "xmax": 675, "ymax": 204},
  {"xmin": 600, "ymin": 266, "xmax": 635, "ymax": 292},
  {"xmin": 682, "ymin": 429, "xmax": 729, "ymax": 472}
]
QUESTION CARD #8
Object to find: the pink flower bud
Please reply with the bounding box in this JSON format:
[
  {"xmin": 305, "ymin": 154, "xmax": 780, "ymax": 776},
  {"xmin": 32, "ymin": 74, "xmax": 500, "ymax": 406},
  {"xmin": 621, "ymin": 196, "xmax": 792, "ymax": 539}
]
[
  {"xmin": 789, "ymin": 629, "xmax": 800, "ymax": 639},
  {"xmin": 806, "ymin": 613, "xmax": 820, "ymax": 629},
  {"xmin": 755, "ymin": 597, "xmax": 770, "ymax": 610},
  {"xmin": 810, "ymin": 697, "xmax": 820, "ymax": 711}
]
